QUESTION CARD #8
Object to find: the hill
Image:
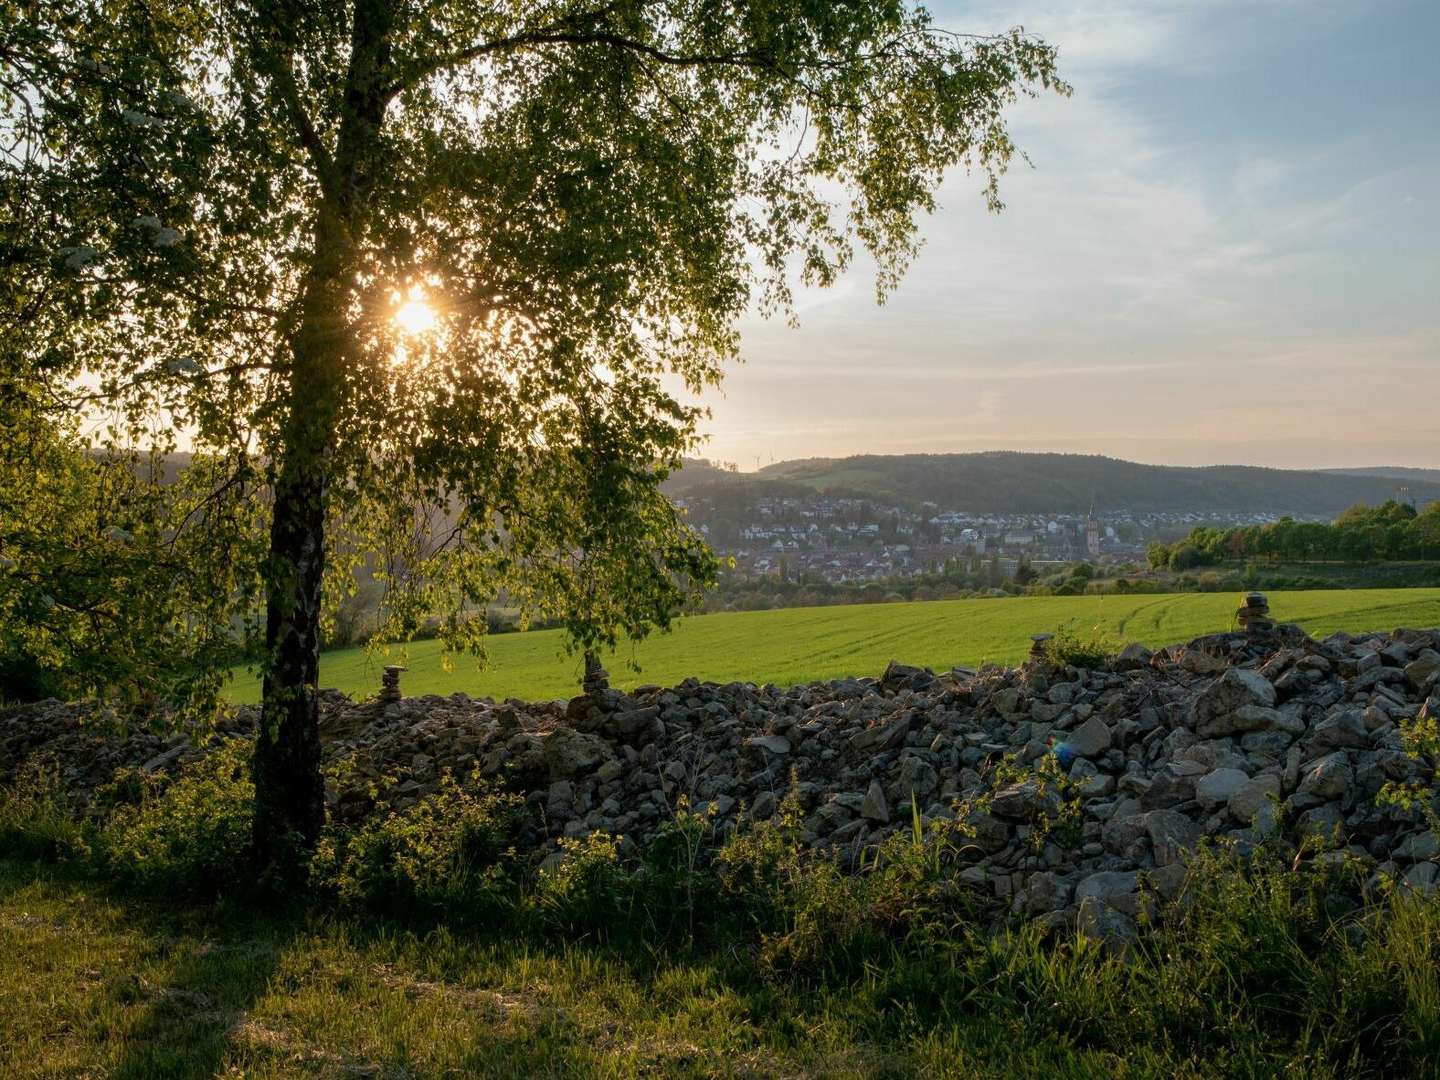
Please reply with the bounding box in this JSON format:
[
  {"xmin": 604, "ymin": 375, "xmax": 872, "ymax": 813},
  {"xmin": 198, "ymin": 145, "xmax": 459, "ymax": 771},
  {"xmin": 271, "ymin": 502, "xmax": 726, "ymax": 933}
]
[
  {"xmin": 227, "ymin": 588, "xmax": 1440, "ymax": 702},
  {"xmin": 743, "ymin": 452, "xmax": 1440, "ymax": 514},
  {"xmin": 1322, "ymin": 466, "xmax": 1440, "ymax": 485}
]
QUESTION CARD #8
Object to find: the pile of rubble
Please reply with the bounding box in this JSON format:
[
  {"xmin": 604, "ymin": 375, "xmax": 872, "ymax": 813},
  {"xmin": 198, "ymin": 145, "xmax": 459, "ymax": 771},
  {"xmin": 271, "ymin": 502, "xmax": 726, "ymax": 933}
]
[{"xmin": 4, "ymin": 619, "xmax": 1438, "ymax": 941}]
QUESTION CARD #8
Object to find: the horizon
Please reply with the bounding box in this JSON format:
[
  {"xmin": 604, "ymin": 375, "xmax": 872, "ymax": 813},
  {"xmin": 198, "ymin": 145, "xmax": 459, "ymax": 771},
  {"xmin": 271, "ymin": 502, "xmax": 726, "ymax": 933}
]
[
  {"xmin": 698, "ymin": 0, "xmax": 1440, "ymax": 471},
  {"xmin": 691, "ymin": 449, "xmax": 1440, "ymax": 478}
]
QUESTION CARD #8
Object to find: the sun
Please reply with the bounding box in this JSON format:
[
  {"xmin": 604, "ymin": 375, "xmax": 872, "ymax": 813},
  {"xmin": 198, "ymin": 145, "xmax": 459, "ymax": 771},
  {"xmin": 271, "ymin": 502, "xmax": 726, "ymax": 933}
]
[{"xmin": 393, "ymin": 289, "xmax": 437, "ymax": 336}]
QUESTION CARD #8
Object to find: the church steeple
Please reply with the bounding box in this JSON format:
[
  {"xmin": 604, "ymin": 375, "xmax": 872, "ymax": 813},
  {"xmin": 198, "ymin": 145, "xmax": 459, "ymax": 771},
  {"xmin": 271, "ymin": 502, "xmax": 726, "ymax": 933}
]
[{"xmin": 1085, "ymin": 495, "xmax": 1101, "ymax": 557}]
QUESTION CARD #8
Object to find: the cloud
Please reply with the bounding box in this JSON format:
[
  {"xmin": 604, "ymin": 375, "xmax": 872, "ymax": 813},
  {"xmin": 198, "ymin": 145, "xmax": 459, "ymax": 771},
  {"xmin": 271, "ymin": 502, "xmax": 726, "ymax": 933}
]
[{"xmin": 698, "ymin": 0, "xmax": 1439, "ymax": 472}]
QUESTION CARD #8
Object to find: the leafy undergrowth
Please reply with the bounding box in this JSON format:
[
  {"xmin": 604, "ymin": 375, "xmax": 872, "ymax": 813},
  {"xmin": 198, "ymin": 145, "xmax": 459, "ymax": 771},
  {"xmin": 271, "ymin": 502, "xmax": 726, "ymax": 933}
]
[
  {"xmin": 4, "ymin": 854, "xmax": 1439, "ymax": 1079},
  {"xmin": 3, "ymin": 757, "xmax": 1440, "ymax": 1078}
]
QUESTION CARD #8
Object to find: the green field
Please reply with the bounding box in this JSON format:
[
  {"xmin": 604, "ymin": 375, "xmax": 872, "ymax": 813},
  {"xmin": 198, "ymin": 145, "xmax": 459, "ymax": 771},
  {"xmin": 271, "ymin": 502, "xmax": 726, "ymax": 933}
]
[{"xmin": 227, "ymin": 589, "xmax": 1440, "ymax": 704}]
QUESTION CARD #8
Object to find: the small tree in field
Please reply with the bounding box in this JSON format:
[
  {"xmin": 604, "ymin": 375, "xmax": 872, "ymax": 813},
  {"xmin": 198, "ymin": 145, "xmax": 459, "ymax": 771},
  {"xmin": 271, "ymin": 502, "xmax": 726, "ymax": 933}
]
[{"xmin": 3, "ymin": 1, "xmax": 1065, "ymax": 876}]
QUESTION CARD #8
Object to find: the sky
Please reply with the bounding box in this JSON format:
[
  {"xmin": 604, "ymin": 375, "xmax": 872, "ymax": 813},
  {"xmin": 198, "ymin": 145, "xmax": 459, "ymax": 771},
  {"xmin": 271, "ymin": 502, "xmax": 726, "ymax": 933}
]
[{"xmin": 699, "ymin": 0, "xmax": 1440, "ymax": 472}]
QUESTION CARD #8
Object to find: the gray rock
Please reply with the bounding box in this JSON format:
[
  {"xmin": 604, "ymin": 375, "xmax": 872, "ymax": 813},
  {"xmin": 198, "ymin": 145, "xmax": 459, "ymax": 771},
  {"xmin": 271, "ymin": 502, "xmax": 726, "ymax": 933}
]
[
  {"xmin": 547, "ymin": 780, "xmax": 575, "ymax": 817},
  {"xmin": 747, "ymin": 735, "xmax": 792, "ymax": 756},
  {"xmin": 1076, "ymin": 869, "xmax": 1140, "ymax": 907},
  {"xmin": 1308, "ymin": 709, "xmax": 1369, "ymax": 751},
  {"xmin": 1076, "ymin": 896, "xmax": 1138, "ymax": 955},
  {"xmin": 1404, "ymin": 649, "xmax": 1440, "ymax": 692},
  {"xmin": 543, "ymin": 727, "xmax": 613, "ymax": 778},
  {"xmin": 1195, "ymin": 767, "xmax": 1250, "ymax": 809},
  {"xmin": 607, "ymin": 706, "xmax": 661, "ymax": 741},
  {"xmin": 1298, "ymin": 753, "xmax": 1353, "ymax": 801},
  {"xmin": 1022, "ymin": 871, "xmax": 1073, "ymax": 914},
  {"xmin": 1063, "ymin": 715, "xmax": 1113, "ymax": 758},
  {"xmin": 1228, "ymin": 773, "xmax": 1283, "ymax": 824},
  {"xmin": 861, "ymin": 779, "xmax": 890, "ymax": 824},
  {"xmin": 990, "ymin": 779, "xmax": 1059, "ymax": 819},
  {"xmin": 1192, "ymin": 668, "xmax": 1279, "ymax": 737},
  {"xmin": 1296, "ymin": 801, "xmax": 1345, "ymax": 840},
  {"xmin": 1145, "ymin": 809, "xmax": 1204, "ymax": 866},
  {"xmin": 1113, "ymin": 643, "xmax": 1153, "ymax": 671},
  {"xmin": 1395, "ymin": 831, "xmax": 1440, "ymax": 862},
  {"xmin": 1401, "ymin": 861, "xmax": 1438, "ymax": 895}
]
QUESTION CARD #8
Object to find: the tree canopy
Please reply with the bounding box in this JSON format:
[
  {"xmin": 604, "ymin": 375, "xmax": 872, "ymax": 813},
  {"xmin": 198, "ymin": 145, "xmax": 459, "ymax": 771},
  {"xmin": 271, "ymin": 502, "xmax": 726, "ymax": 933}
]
[{"xmin": 3, "ymin": 0, "xmax": 1065, "ymax": 863}]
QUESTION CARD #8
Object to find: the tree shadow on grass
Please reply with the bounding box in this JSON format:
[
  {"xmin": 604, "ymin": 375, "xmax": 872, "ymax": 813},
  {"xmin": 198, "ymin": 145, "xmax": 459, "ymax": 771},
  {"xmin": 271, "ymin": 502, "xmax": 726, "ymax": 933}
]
[{"xmin": 105, "ymin": 911, "xmax": 295, "ymax": 1080}]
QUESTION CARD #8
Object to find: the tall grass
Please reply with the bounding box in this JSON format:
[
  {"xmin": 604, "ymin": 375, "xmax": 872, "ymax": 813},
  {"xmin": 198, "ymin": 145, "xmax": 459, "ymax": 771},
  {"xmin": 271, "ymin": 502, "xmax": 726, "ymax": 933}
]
[{"xmin": 3, "ymin": 752, "xmax": 1439, "ymax": 1075}]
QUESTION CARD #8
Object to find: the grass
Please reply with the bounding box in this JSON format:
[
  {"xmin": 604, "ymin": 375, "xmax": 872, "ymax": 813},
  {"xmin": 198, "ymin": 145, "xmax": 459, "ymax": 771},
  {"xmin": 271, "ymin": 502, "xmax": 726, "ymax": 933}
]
[
  {"xmin": 227, "ymin": 588, "xmax": 1440, "ymax": 703},
  {"xmin": 0, "ymin": 860, "xmax": 1099, "ymax": 1079},
  {"xmin": 4, "ymin": 851, "xmax": 1439, "ymax": 1079}
]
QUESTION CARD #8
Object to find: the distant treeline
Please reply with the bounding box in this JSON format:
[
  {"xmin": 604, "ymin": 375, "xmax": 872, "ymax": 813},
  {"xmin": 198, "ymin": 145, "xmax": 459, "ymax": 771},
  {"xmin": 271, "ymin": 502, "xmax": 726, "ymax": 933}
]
[{"xmin": 1147, "ymin": 501, "xmax": 1440, "ymax": 570}]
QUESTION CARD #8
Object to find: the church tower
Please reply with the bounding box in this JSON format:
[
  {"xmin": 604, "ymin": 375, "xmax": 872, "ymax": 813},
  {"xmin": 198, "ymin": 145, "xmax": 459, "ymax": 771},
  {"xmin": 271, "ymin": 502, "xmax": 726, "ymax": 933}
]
[{"xmin": 1085, "ymin": 498, "xmax": 1101, "ymax": 558}]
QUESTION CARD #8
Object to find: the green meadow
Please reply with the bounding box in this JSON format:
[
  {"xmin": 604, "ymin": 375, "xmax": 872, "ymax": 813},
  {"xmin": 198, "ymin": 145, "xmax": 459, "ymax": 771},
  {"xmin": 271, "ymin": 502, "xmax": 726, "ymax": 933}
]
[{"xmin": 228, "ymin": 588, "xmax": 1440, "ymax": 704}]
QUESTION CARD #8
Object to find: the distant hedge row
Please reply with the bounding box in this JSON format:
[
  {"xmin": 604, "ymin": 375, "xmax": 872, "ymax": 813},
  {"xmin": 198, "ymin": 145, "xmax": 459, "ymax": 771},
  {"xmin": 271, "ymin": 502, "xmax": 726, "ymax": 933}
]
[{"xmin": 1149, "ymin": 501, "xmax": 1440, "ymax": 570}]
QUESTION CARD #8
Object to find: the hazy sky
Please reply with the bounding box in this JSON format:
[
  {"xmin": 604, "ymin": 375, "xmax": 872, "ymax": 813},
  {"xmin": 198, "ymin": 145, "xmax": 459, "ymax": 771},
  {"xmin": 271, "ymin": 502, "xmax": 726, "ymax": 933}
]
[{"xmin": 701, "ymin": 0, "xmax": 1440, "ymax": 471}]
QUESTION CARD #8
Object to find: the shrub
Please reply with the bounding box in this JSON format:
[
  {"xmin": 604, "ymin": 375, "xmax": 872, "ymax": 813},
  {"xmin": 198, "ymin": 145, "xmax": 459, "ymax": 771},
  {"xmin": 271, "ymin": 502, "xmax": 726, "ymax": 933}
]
[
  {"xmin": 1041, "ymin": 624, "xmax": 1119, "ymax": 669},
  {"xmin": 528, "ymin": 831, "xmax": 629, "ymax": 935},
  {"xmin": 716, "ymin": 791, "xmax": 989, "ymax": 983},
  {"xmin": 634, "ymin": 798, "xmax": 722, "ymax": 942},
  {"xmin": 314, "ymin": 771, "xmax": 528, "ymax": 920},
  {"xmin": 0, "ymin": 757, "xmax": 87, "ymax": 861},
  {"xmin": 97, "ymin": 738, "xmax": 255, "ymax": 898}
]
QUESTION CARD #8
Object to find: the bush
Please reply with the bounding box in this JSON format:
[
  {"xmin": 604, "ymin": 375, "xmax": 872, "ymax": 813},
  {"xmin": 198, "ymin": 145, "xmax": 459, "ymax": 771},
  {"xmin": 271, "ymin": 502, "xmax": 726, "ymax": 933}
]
[
  {"xmin": 528, "ymin": 831, "xmax": 629, "ymax": 935},
  {"xmin": 97, "ymin": 738, "xmax": 255, "ymax": 898},
  {"xmin": 715, "ymin": 791, "xmax": 988, "ymax": 982},
  {"xmin": 314, "ymin": 771, "xmax": 528, "ymax": 921},
  {"xmin": 1041, "ymin": 624, "xmax": 1119, "ymax": 670},
  {"xmin": 0, "ymin": 757, "xmax": 88, "ymax": 861},
  {"xmin": 633, "ymin": 799, "xmax": 723, "ymax": 942}
]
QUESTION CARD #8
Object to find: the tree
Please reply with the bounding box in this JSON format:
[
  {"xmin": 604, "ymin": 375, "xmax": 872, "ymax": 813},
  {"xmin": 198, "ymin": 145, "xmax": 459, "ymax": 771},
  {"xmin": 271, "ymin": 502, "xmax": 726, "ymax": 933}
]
[
  {"xmin": 1146, "ymin": 540, "xmax": 1171, "ymax": 571},
  {"xmin": 5, "ymin": 1, "xmax": 1064, "ymax": 874}
]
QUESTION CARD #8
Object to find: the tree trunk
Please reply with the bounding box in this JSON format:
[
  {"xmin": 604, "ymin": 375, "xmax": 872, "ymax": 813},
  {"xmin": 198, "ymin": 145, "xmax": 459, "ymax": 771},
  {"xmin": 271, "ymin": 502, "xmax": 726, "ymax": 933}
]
[
  {"xmin": 252, "ymin": 0, "xmax": 394, "ymax": 879},
  {"xmin": 252, "ymin": 272, "xmax": 346, "ymax": 875},
  {"xmin": 252, "ymin": 205, "xmax": 350, "ymax": 877},
  {"xmin": 253, "ymin": 442, "xmax": 329, "ymax": 871}
]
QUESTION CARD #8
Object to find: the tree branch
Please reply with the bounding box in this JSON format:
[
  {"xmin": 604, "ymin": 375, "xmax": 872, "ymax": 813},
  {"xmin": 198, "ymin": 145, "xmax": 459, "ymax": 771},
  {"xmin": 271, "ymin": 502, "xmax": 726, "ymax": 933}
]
[
  {"xmin": 268, "ymin": 46, "xmax": 337, "ymax": 192},
  {"xmin": 387, "ymin": 26, "xmax": 786, "ymax": 98}
]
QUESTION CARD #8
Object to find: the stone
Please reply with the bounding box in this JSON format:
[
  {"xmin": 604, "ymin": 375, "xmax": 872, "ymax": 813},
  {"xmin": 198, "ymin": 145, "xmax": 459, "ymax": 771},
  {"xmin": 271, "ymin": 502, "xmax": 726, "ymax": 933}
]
[
  {"xmin": 1113, "ymin": 643, "xmax": 1153, "ymax": 671},
  {"xmin": 542, "ymin": 727, "xmax": 612, "ymax": 778},
  {"xmin": 1191, "ymin": 668, "xmax": 1279, "ymax": 737},
  {"xmin": 1298, "ymin": 753, "xmax": 1353, "ymax": 802},
  {"xmin": 1022, "ymin": 871, "xmax": 1072, "ymax": 914},
  {"xmin": 747, "ymin": 735, "xmax": 792, "ymax": 756},
  {"xmin": 1308, "ymin": 709, "xmax": 1370, "ymax": 751},
  {"xmin": 1076, "ymin": 896, "xmax": 1138, "ymax": 955},
  {"xmin": 1401, "ymin": 861, "xmax": 1439, "ymax": 895},
  {"xmin": 964, "ymin": 810, "xmax": 1011, "ymax": 854},
  {"xmin": 1195, "ymin": 767, "xmax": 1250, "ymax": 809},
  {"xmin": 861, "ymin": 779, "xmax": 890, "ymax": 824},
  {"xmin": 1144, "ymin": 809, "xmax": 1204, "ymax": 866},
  {"xmin": 1076, "ymin": 869, "xmax": 1139, "ymax": 904},
  {"xmin": 1395, "ymin": 831, "xmax": 1440, "ymax": 862},
  {"xmin": 607, "ymin": 706, "xmax": 661, "ymax": 741},
  {"xmin": 1296, "ymin": 801, "xmax": 1345, "ymax": 840},
  {"xmin": 1139, "ymin": 767, "xmax": 1197, "ymax": 810},
  {"xmin": 990, "ymin": 779, "xmax": 1058, "ymax": 820},
  {"xmin": 1228, "ymin": 773, "xmax": 1283, "ymax": 824},
  {"xmin": 1404, "ymin": 649, "xmax": 1440, "ymax": 692},
  {"xmin": 1062, "ymin": 715, "xmax": 1112, "ymax": 758},
  {"xmin": 547, "ymin": 780, "xmax": 575, "ymax": 817}
]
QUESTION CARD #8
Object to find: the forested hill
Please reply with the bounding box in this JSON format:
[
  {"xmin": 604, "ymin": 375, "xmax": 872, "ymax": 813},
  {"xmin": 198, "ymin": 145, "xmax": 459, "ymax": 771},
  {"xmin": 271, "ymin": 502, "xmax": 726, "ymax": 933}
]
[
  {"xmin": 1321, "ymin": 467, "xmax": 1440, "ymax": 485},
  {"xmin": 663, "ymin": 453, "xmax": 1440, "ymax": 515}
]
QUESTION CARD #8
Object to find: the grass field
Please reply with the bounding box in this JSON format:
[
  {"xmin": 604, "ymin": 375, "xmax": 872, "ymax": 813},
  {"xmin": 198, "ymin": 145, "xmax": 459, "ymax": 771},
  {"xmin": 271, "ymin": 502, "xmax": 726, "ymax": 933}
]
[
  {"xmin": 228, "ymin": 588, "xmax": 1440, "ymax": 704},
  {"xmin": 4, "ymin": 853, "xmax": 1438, "ymax": 1078}
]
